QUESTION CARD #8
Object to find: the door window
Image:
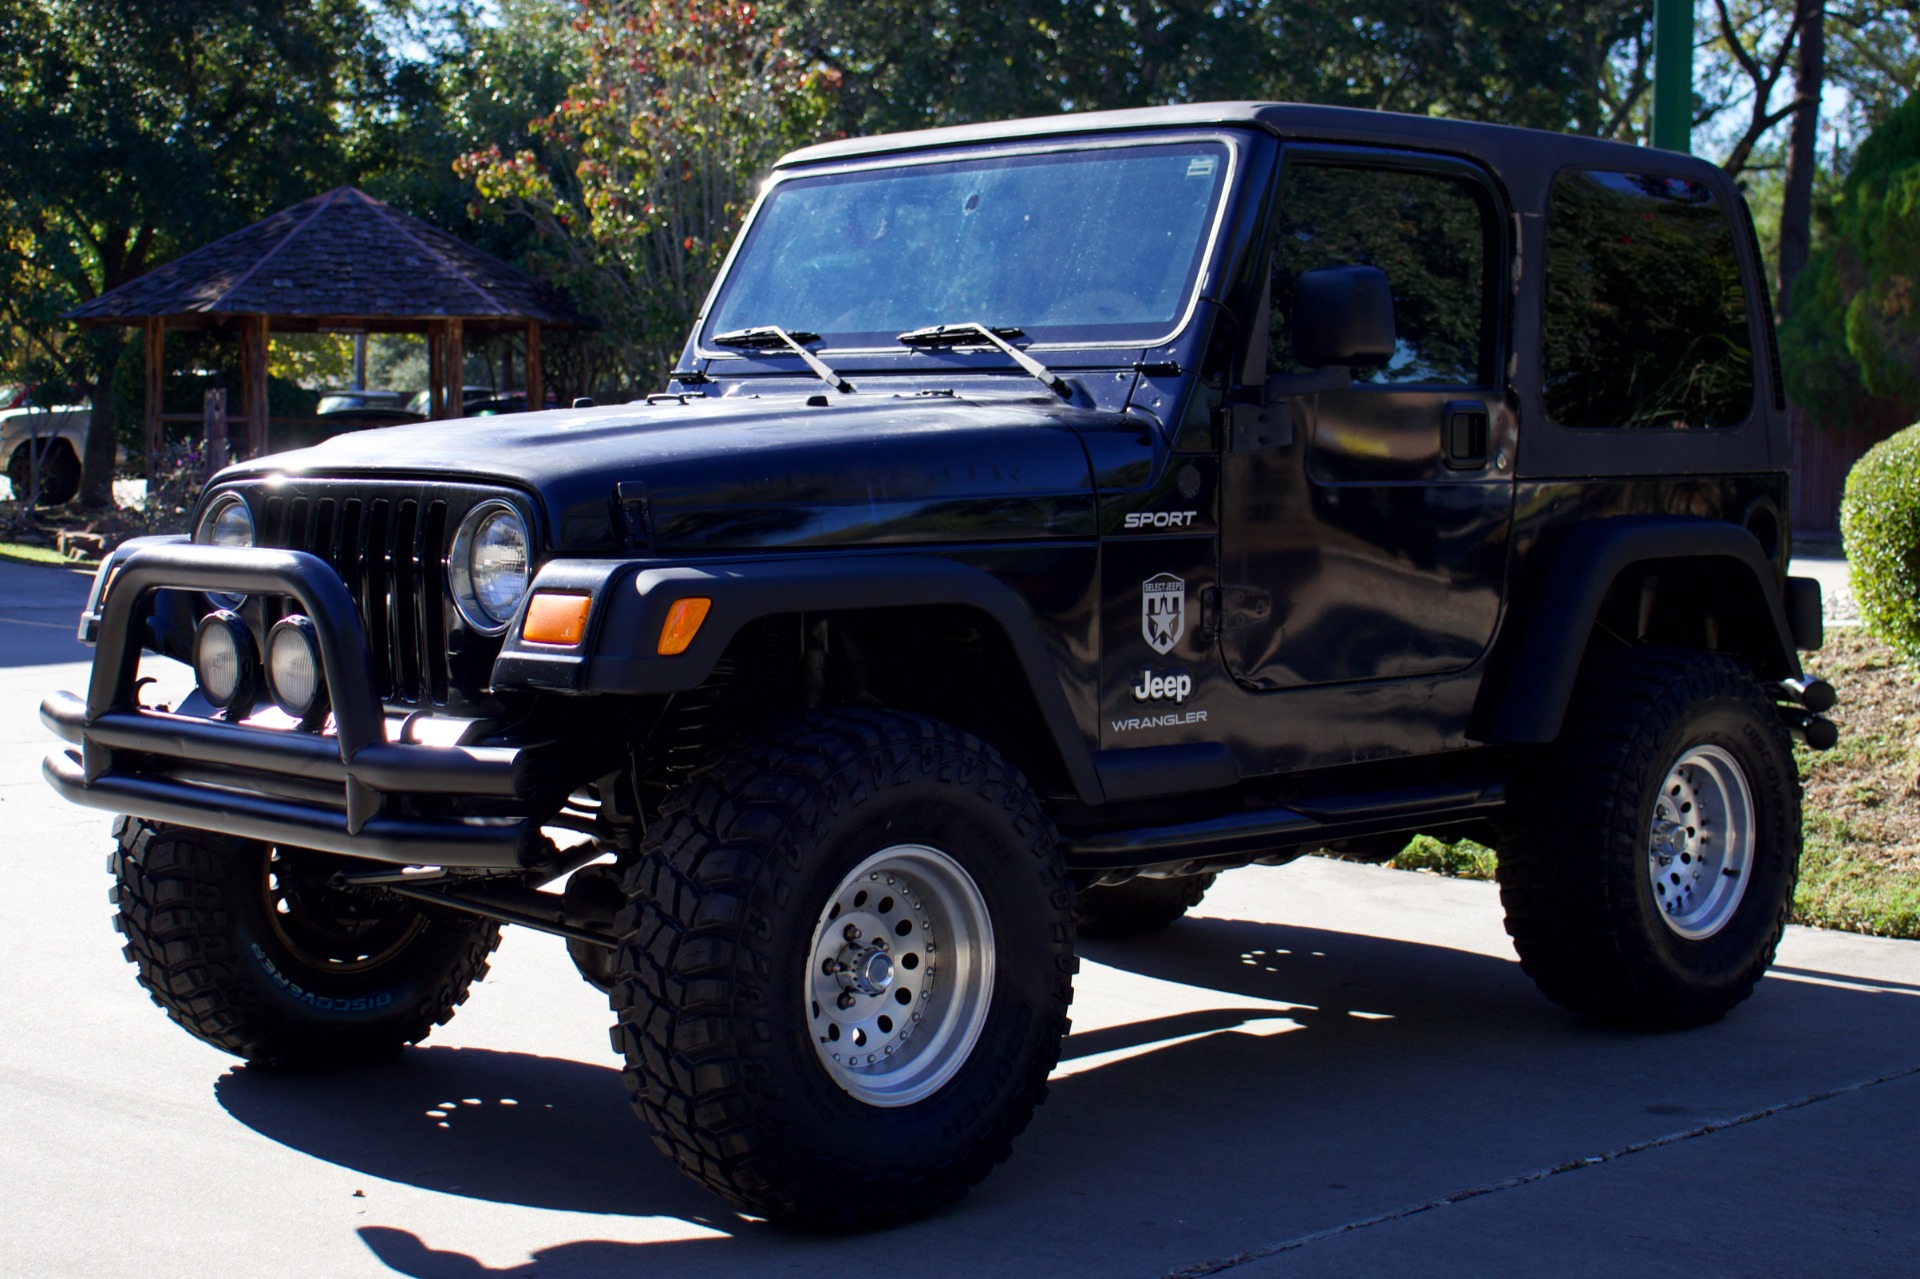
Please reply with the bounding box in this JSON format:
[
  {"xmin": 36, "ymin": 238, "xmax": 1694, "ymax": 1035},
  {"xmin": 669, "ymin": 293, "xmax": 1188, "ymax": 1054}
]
[
  {"xmin": 1269, "ymin": 163, "xmax": 1499, "ymax": 386},
  {"xmin": 1542, "ymin": 170, "xmax": 1754, "ymax": 429}
]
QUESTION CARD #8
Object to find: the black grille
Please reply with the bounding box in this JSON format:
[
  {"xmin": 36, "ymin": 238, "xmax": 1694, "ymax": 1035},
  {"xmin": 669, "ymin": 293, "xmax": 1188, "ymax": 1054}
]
[{"xmin": 255, "ymin": 482, "xmax": 505, "ymax": 706}]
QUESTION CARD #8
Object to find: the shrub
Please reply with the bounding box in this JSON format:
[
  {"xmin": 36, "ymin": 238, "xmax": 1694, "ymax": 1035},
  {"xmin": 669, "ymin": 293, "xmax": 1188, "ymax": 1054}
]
[
  {"xmin": 1841, "ymin": 420, "xmax": 1920, "ymax": 659},
  {"xmin": 1389, "ymin": 834, "xmax": 1497, "ymax": 880}
]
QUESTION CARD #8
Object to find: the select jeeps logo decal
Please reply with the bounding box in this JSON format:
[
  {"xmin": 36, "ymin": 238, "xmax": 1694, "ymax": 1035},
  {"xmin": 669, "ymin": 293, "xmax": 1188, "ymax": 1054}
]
[
  {"xmin": 1142, "ymin": 573, "xmax": 1185, "ymax": 655},
  {"xmin": 252, "ymin": 943, "xmax": 393, "ymax": 1013},
  {"xmin": 1131, "ymin": 666, "xmax": 1192, "ymax": 703},
  {"xmin": 1124, "ymin": 510, "xmax": 1198, "ymax": 530}
]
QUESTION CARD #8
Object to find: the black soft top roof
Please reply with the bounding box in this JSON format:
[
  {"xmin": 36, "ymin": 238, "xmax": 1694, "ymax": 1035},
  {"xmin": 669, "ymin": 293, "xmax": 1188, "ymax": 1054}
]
[{"xmin": 778, "ymin": 101, "xmax": 1721, "ymax": 187}]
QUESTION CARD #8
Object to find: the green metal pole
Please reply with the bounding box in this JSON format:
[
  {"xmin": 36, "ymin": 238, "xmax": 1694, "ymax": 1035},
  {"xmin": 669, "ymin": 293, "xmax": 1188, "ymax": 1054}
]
[{"xmin": 1652, "ymin": 0, "xmax": 1694, "ymax": 153}]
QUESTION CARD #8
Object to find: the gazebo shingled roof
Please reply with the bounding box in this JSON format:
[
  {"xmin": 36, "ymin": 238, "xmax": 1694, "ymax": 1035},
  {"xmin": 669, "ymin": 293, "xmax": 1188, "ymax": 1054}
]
[
  {"xmin": 65, "ymin": 186, "xmax": 590, "ymax": 475},
  {"xmin": 67, "ymin": 186, "xmax": 586, "ymax": 330}
]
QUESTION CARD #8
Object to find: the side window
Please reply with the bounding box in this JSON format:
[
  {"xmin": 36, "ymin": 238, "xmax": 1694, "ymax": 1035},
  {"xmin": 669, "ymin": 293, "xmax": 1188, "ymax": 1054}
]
[
  {"xmin": 1269, "ymin": 163, "xmax": 1497, "ymax": 386},
  {"xmin": 1543, "ymin": 170, "xmax": 1754, "ymax": 429}
]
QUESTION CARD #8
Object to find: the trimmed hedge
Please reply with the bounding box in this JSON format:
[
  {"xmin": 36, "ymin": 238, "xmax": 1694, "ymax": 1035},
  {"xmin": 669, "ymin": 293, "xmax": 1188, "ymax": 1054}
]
[{"xmin": 1840, "ymin": 421, "xmax": 1920, "ymax": 659}]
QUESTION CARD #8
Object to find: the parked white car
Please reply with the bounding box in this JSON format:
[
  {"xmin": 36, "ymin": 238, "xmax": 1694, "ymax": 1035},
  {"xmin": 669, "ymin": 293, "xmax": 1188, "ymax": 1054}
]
[{"xmin": 1, "ymin": 404, "xmax": 88, "ymax": 505}]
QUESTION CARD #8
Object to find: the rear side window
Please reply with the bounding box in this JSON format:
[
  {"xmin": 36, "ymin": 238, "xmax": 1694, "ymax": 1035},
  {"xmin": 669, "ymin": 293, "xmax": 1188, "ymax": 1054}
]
[
  {"xmin": 1269, "ymin": 163, "xmax": 1498, "ymax": 386},
  {"xmin": 1542, "ymin": 170, "xmax": 1754, "ymax": 429}
]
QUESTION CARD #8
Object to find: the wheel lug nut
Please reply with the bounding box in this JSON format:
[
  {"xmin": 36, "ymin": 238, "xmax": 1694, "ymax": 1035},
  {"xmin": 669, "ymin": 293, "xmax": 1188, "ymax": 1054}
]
[
  {"xmin": 837, "ymin": 992, "xmax": 856, "ymax": 1010},
  {"xmin": 843, "ymin": 923, "xmax": 861, "ymax": 942}
]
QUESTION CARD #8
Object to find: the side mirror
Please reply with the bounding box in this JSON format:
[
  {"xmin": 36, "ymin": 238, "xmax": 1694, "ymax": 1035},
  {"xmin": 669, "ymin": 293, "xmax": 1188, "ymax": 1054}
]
[
  {"xmin": 1262, "ymin": 264, "xmax": 1398, "ymax": 402},
  {"xmin": 1290, "ymin": 264, "xmax": 1396, "ymax": 368}
]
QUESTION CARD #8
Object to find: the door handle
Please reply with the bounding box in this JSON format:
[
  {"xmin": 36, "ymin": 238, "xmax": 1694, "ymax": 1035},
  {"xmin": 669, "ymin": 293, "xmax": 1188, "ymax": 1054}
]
[{"xmin": 1443, "ymin": 401, "xmax": 1488, "ymax": 470}]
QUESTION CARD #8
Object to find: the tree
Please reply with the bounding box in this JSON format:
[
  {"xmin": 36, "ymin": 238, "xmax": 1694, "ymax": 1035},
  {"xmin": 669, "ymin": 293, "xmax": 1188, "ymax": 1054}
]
[
  {"xmin": 0, "ymin": 0, "xmax": 395, "ymax": 507},
  {"xmin": 1780, "ymin": 91, "xmax": 1920, "ymax": 423},
  {"xmin": 783, "ymin": 0, "xmax": 1655, "ymax": 140},
  {"xmin": 460, "ymin": 1, "xmax": 839, "ymax": 392}
]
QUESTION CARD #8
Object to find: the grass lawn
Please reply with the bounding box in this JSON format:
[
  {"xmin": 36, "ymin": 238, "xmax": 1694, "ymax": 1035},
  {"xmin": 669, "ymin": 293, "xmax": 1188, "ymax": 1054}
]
[
  {"xmin": 0, "ymin": 540, "xmax": 91, "ymax": 568},
  {"xmin": 1381, "ymin": 627, "xmax": 1920, "ymax": 942}
]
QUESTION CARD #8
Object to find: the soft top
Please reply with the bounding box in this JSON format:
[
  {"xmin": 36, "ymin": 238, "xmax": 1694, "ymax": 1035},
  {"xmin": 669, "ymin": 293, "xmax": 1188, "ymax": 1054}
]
[{"xmin": 778, "ymin": 100, "xmax": 1720, "ymax": 185}]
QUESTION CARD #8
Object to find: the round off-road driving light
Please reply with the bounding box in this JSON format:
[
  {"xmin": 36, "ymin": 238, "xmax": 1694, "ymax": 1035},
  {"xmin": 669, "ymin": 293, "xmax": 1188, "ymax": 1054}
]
[
  {"xmin": 194, "ymin": 492, "xmax": 255, "ymax": 548},
  {"xmin": 449, "ymin": 500, "xmax": 530, "ymax": 633},
  {"xmin": 193, "ymin": 610, "xmax": 259, "ymax": 718},
  {"xmin": 266, "ymin": 614, "xmax": 329, "ymax": 730}
]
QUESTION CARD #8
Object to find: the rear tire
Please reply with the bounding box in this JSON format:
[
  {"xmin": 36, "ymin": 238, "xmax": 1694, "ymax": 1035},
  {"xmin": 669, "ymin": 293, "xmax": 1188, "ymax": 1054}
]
[
  {"xmin": 1075, "ymin": 873, "xmax": 1216, "ymax": 938},
  {"xmin": 1497, "ymin": 648, "xmax": 1801, "ymax": 1028},
  {"xmin": 610, "ymin": 708, "xmax": 1075, "ymax": 1228},
  {"xmin": 111, "ymin": 817, "xmax": 500, "ymax": 1068}
]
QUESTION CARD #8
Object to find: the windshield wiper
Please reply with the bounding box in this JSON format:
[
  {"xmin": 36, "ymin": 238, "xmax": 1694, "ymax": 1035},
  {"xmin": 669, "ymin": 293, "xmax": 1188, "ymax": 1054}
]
[
  {"xmin": 711, "ymin": 326, "xmax": 853, "ymax": 394},
  {"xmin": 895, "ymin": 322, "xmax": 1071, "ymax": 399}
]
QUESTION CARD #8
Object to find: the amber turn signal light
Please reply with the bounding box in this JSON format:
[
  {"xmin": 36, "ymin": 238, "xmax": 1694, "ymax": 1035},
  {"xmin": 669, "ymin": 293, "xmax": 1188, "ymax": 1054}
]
[
  {"xmin": 657, "ymin": 596, "xmax": 712, "ymax": 655},
  {"xmin": 522, "ymin": 592, "xmax": 592, "ymax": 646}
]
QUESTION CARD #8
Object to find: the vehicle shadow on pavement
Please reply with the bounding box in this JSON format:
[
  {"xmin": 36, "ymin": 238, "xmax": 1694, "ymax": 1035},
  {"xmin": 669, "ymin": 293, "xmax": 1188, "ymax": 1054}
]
[
  {"xmin": 213, "ymin": 1048, "xmax": 726, "ymax": 1221},
  {"xmin": 216, "ymin": 915, "xmax": 1920, "ymax": 1279}
]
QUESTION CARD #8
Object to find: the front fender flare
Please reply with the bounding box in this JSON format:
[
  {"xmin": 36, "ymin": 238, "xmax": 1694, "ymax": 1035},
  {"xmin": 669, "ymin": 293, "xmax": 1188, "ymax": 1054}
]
[{"xmin": 492, "ymin": 553, "xmax": 1105, "ymax": 804}]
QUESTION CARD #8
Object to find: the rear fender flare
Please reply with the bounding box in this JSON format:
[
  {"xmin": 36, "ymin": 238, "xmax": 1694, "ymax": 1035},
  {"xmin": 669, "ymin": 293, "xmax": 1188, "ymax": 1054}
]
[{"xmin": 1479, "ymin": 517, "xmax": 1800, "ymax": 744}]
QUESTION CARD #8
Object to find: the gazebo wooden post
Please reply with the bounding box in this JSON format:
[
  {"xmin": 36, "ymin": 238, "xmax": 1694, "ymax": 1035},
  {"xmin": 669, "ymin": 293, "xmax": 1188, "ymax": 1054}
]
[
  {"xmin": 142, "ymin": 316, "xmax": 164, "ymax": 487},
  {"xmin": 525, "ymin": 322, "xmax": 542, "ymax": 413},
  {"xmin": 238, "ymin": 314, "xmax": 269, "ymax": 458},
  {"xmin": 444, "ymin": 318, "xmax": 465, "ymax": 419},
  {"xmin": 427, "ymin": 320, "xmax": 445, "ymax": 420}
]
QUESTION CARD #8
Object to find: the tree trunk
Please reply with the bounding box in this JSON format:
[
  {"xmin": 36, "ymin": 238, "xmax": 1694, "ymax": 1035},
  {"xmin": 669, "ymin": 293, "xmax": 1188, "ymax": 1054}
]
[
  {"xmin": 77, "ymin": 328, "xmax": 125, "ymax": 510},
  {"xmin": 1778, "ymin": 0, "xmax": 1825, "ymax": 323}
]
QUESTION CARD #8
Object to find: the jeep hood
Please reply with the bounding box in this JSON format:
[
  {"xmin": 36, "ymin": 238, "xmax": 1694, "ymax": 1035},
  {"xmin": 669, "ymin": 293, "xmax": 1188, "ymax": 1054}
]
[{"xmin": 227, "ymin": 392, "xmax": 1149, "ymax": 553}]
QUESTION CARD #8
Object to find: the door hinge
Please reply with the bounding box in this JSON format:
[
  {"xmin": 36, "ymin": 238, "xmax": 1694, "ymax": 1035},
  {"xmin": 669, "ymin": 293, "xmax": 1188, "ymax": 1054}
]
[
  {"xmin": 1224, "ymin": 402, "xmax": 1294, "ymax": 454},
  {"xmin": 1201, "ymin": 585, "xmax": 1272, "ymax": 638}
]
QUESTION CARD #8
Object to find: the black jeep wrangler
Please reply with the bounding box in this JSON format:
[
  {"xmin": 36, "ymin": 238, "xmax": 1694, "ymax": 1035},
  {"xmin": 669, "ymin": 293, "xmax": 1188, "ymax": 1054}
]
[{"xmin": 44, "ymin": 103, "xmax": 1834, "ymax": 1228}]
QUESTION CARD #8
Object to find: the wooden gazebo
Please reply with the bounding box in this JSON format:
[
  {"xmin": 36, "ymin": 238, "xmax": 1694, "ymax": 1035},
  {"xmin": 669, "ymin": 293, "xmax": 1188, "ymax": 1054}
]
[{"xmin": 65, "ymin": 187, "xmax": 588, "ymax": 478}]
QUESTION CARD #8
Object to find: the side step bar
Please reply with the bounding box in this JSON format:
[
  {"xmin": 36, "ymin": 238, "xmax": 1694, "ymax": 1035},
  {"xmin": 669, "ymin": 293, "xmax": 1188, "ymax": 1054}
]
[{"xmin": 1059, "ymin": 781, "xmax": 1504, "ymax": 881}]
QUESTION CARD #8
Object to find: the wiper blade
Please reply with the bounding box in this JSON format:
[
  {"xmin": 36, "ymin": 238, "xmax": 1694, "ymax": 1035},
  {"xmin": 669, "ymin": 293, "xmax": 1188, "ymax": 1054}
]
[
  {"xmin": 710, "ymin": 325, "xmax": 852, "ymax": 394},
  {"xmin": 896, "ymin": 322, "xmax": 1071, "ymax": 399}
]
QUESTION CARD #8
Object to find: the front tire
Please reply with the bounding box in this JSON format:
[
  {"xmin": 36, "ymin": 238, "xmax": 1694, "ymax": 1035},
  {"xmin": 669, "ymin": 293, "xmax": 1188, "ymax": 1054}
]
[
  {"xmin": 610, "ymin": 709, "xmax": 1076, "ymax": 1228},
  {"xmin": 111, "ymin": 817, "xmax": 500, "ymax": 1067},
  {"xmin": 1497, "ymin": 648, "xmax": 1801, "ymax": 1028}
]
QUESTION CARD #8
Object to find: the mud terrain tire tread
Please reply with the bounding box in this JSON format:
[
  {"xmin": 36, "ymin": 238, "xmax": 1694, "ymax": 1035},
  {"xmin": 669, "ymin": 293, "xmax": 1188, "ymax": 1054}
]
[
  {"xmin": 609, "ymin": 708, "xmax": 1075, "ymax": 1229},
  {"xmin": 1497, "ymin": 647, "xmax": 1801, "ymax": 1028},
  {"xmin": 110, "ymin": 817, "xmax": 499, "ymax": 1068}
]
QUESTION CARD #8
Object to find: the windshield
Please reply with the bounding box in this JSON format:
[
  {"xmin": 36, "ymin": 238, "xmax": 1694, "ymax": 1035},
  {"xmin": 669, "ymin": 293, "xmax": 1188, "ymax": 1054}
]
[{"xmin": 704, "ymin": 139, "xmax": 1232, "ymax": 351}]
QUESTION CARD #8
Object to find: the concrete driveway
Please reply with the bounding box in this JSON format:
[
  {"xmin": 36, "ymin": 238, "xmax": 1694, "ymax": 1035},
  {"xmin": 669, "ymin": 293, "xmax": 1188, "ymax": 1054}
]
[{"xmin": 4, "ymin": 558, "xmax": 1916, "ymax": 1278}]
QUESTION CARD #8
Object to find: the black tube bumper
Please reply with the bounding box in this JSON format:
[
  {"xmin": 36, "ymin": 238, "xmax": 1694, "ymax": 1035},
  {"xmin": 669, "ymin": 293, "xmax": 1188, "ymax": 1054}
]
[{"xmin": 42, "ymin": 541, "xmax": 555, "ymax": 868}]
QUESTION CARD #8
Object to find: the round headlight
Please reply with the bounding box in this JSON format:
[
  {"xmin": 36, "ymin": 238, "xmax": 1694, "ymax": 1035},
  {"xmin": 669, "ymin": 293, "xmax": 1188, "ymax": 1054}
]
[
  {"xmin": 196, "ymin": 493, "xmax": 255, "ymax": 548},
  {"xmin": 193, "ymin": 610, "xmax": 258, "ymax": 716},
  {"xmin": 450, "ymin": 501, "xmax": 531, "ymax": 632},
  {"xmin": 266, "ymin": 615, "xmax": 329, "ymax": 730},
  {"xmin": 195, "ymin": 492, "xmax": 255, "ymax": 607}
]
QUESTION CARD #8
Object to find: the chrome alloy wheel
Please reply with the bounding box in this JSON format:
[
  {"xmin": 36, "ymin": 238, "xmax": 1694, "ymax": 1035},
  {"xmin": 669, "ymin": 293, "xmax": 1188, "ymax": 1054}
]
[
  {"xmin": 805, "ymin": 844, "xmax": 995, "ymax": 1107},
  {"xmin": 1647, "ymin": 744, "xmax": 1756, "ymax": 940}
]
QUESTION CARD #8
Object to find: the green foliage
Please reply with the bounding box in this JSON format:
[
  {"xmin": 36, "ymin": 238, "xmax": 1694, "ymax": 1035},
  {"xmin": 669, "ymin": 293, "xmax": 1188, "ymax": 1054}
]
[
  {"xmin": 460, "ymin": 1, "xmax": 840, "ymax": 392},
  {"xmin": 783, "ymin": 0, "xmax": 1653, "ymax": 140},
  {"xmin": 1389, "ymin": 834, "xmax": 1497, "ymax": 880},
  {"xmin": 1841, "ymin": 421, "xmax": 1920, "ymax": 659},
  {"xmin": 1782, "ymin": 92, "xmax": 1920, "ymax": 428},
  {"xmin": 0, "ymin": 0, "xmax": 397, "ymax": 502}
]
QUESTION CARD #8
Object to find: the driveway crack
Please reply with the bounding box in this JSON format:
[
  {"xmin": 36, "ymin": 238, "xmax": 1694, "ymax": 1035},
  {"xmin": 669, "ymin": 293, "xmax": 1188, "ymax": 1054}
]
[{"xmin": 1166, "ymin": 1063, "xmax": 1920, "ymax": 1278}]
